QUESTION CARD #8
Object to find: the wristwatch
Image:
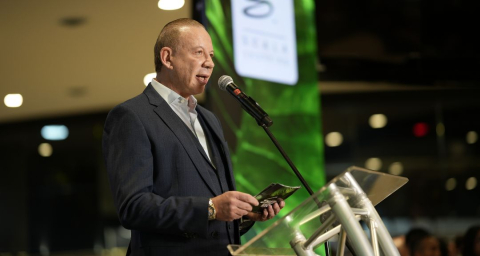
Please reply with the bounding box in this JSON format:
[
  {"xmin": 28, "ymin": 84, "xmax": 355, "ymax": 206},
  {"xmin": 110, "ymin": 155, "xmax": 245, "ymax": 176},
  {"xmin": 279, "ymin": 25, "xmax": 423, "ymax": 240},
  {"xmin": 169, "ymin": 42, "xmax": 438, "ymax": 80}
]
[{"xmin": 208, "ymin": 198, "xmax": 216, "ymax": 220}]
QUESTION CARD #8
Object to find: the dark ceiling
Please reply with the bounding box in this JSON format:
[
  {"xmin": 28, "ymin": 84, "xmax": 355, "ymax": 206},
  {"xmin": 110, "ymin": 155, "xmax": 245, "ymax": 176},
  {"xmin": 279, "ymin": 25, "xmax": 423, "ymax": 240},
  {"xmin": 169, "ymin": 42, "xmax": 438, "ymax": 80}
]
[{"xmin": 315, "ymin": 0, "xmax": 480, "ymax": 84}]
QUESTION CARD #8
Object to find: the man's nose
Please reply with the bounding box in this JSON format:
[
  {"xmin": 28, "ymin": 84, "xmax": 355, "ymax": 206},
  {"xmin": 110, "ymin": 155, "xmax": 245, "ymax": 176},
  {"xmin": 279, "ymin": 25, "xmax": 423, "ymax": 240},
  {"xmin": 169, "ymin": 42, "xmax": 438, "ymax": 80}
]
[{"xmin": 203, "ymin": 56, "xmax": 214, "ymax": 69}]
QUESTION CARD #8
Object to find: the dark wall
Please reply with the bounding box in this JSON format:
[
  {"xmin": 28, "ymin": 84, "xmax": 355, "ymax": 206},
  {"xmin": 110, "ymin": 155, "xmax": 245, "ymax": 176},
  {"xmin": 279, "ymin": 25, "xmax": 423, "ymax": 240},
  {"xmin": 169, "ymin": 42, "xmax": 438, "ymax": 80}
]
[{"xmin": 0, "ymin": 112, "xmax": 117, "ymax": 253}]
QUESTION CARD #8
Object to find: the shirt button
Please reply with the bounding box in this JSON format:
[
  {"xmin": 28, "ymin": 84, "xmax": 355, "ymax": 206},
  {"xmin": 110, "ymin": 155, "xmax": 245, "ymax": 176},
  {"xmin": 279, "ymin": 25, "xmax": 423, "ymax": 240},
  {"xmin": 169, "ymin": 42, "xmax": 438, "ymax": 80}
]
[{"xmin": 211, "ymin": 231, "xmax": 218, "ymax": 238}]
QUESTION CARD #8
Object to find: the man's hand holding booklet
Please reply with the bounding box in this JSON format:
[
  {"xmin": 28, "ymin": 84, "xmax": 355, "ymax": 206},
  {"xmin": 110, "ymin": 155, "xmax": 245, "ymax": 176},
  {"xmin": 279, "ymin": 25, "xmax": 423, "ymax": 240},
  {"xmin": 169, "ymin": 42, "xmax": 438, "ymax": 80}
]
[{"xmin": 252, "ymin": 183, "xmax": 301, "ymax": 213}]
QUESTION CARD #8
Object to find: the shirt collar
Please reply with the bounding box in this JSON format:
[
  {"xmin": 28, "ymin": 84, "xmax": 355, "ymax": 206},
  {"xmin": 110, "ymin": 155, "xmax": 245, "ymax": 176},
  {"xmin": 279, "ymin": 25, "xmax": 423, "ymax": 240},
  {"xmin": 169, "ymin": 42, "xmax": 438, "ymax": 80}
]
[{"xmin": 150, "ymin": 78, "xmax": 197, "ymax": 111}]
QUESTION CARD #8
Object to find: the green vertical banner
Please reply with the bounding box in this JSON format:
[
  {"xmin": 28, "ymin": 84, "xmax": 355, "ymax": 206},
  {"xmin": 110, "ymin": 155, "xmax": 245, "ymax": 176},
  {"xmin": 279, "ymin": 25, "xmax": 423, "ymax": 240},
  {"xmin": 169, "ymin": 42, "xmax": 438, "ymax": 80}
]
[{"xmin": 205, "ymin": 0, "xmax": 326, "ymax": 254}]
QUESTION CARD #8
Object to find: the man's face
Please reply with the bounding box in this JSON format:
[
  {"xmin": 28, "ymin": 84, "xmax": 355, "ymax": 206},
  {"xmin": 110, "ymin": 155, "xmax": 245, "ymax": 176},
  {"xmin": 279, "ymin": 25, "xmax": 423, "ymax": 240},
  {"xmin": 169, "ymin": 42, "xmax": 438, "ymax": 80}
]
[{"xmin": 168, "ymin": 26, "xmax": 214, "ymax": 98}]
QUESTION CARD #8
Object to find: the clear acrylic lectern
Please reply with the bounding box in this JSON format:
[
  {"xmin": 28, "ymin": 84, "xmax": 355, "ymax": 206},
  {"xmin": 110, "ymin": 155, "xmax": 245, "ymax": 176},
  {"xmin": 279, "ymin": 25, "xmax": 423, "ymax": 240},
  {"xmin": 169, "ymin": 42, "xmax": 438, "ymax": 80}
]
[{"xmin": 227, "ymin": 166, "xmax": 408, "ymax": 256}]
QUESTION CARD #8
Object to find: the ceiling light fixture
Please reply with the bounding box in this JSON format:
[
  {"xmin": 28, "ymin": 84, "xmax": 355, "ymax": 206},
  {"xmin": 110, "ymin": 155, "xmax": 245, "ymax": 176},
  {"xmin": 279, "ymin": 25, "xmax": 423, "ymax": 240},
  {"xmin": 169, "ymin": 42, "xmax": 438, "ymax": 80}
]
[
  {"xmin": 60, "ymin": 17, "xmax": 87, "ymax": 27},
  {"xmin": 4, "ymin": 94, "xmax": 23, "ymax": 108},
  {"xmin": 369, "ymin": 114, "xmax": 387, "ymax": 129},
  {"xmin": 466, "ymin": 131, "xmax": 478, "ymax": 144},
  {"xmin": 41, "ymin": 125, "xmax": 69, "ymax": 141},
  {"xmin": 365, "ymin": 157, "xmax": 382, "ymax": 171},
  {"xmin": 388, "ymin": 162, "xmax": 403, "ymax": 175},
  {"xmin": 325, "ymin": 132, "xmax": 343, "ymax": 147},
  {"xmin": 158, "ymin": 0, "xmax": 185, "ymax": 10},
  {"xmin": 144, "ymin": 73, "xmax": 156, "ymax": 86},
  {"xmin": 38, "ymin": 143, "xmax": 53, "ymax": 157}
]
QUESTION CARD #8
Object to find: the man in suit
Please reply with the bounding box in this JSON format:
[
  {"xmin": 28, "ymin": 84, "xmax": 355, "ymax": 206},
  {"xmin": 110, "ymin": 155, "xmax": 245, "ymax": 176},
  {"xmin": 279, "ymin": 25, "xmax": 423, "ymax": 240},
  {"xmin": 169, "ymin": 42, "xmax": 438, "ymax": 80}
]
[{"xmin": 102, "ymin": 18, "xmax": 284, "ymax": 255}]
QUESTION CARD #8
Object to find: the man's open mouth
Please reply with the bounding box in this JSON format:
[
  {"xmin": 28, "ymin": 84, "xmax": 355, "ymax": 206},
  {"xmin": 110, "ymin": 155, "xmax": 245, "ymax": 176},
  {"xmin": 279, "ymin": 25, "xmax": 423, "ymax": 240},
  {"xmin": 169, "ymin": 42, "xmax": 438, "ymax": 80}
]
[{"xmin": 196, "ymin": 75, "xmax": 209, "ymax": 83}]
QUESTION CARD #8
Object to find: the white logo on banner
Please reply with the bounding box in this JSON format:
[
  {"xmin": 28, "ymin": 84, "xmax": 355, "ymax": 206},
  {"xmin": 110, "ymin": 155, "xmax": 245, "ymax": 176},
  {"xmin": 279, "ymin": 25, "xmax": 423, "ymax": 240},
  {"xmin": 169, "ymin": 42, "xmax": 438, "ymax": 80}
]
[{"xmin": 232, "ymin": 0, "xmax": 298, "ymax": 85}]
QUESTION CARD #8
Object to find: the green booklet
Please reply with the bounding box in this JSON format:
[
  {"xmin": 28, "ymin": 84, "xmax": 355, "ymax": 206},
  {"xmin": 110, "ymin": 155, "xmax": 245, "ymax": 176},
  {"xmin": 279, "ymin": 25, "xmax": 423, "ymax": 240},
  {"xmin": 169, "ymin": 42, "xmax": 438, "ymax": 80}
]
[{"xmin": 252, "ymin": 183, "xmax": 301, "ymax": 213}]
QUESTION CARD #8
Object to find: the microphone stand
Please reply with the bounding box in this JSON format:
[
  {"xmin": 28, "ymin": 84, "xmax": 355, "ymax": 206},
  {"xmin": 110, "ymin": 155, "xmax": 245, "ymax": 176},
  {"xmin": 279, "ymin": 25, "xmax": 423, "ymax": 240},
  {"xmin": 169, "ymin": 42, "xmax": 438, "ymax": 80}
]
[
  {"xmin": 259, "ymin": 123, "xmax": 333, "ymax": 256},
  {"xmin": 232, "ymin": 89, "xmax": 356, "ymax": 255},
  {"xmin": 261, "ymin": 124, "xmax": 315, "ymax": 195}
]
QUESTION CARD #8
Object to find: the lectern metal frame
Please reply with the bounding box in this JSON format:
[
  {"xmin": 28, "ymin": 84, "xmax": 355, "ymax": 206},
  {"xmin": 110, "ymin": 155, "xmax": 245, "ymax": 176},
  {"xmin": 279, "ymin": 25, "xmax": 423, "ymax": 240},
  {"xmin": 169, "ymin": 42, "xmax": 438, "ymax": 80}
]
[{"xmin": 227, "ymin": 166, "xmax": 408, "ymax": 256}]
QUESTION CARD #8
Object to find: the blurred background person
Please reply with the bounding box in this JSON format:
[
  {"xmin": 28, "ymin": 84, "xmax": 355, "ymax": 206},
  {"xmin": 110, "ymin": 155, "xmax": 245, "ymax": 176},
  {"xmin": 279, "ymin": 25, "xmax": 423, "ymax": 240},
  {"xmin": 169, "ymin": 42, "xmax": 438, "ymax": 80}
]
[
  {"xmin": 450, "ymin": 235, "xmax": 464, "ymax": 256},
  {"xmin": 438, "ymin": 237, "xmax": 450, "ymax": 256},
  {"xmin": 411, "ymin": 234, "xmax": 442, "ymax": 256},
  {"xmin": 462, "ymin": 225, "xmax": 480, "ymax": 256},
  {"xmin": 406, "ymin": 228, "xmax": 442, "ymax": 256}
]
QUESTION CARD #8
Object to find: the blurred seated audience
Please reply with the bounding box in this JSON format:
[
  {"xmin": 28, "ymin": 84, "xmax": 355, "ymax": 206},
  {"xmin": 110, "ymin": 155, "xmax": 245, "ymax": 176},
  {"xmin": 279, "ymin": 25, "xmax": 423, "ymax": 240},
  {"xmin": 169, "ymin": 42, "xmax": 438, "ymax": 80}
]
[
  {"xmin": 438, "ymin": 237, "xmax": 449, "ymax": 256},
  {"xmin": 462, "ymin": 225, "xmax": 480, "ymax": 256},
  {"xmin": 453, "ymin": 235, "xmax": 464, "ymax": 256},
  {"xmin": 393, "ymin": 234, "xmax": 410, "ymax": 256},
  {"xmin": 407, "ymin": 228, "xmax": 431, "ymax": 254},
  {"xmin": 396, "ymin": 228, "xmax": 443, "ymax": 256},
  {"xmin": 410, "ymin": 234, "xmax": 441, "ymax": 256}
]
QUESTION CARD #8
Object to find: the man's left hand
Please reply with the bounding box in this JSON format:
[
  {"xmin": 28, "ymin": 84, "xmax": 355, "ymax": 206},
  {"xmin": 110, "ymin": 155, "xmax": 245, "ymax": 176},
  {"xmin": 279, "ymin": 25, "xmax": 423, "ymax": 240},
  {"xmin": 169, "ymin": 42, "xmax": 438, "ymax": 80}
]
[{"xmin": 246, "ymin": 198, "xmax": 285, "ymax": 222}]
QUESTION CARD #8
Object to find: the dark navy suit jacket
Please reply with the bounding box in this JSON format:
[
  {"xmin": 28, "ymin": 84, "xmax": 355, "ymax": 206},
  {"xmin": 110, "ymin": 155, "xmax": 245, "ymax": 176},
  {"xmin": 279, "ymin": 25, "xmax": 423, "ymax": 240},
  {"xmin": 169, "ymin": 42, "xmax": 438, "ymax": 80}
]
[{"xmin": 103, "ymin": 84, "xmax": 241, "ymax": 255}]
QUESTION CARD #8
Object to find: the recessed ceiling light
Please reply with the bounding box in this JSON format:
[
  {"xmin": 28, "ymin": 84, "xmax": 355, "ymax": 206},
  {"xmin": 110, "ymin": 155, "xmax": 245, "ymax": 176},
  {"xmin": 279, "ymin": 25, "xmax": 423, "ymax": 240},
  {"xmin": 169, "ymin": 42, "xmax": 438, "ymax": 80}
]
[
  {"xmin": 4, "ymin": 94, "xmax": 23, "ymax": 108},
  {"xmin": 365, "ymin": 158, "xmax": 382, "ymax": 171},
  {"xmin": 144, "ymin": 73, "xmax": 156, "ymax": 86},
  {"xmin": 466, "ymin": 177, "xmax": 477, "ymax": 190},
  {"xmin": 38, "ymin": 143, "xmax": 53, "ymax": 157},
  {"xmin": 60, "ymin": 17, "xmax": 87, "ymax": 27},
  {"xmin": 158, "ymin": 0, "xmax": 185, "ymax": 10},
  {"xmin": 388, "ymin": 162, "xmax": 403, "ymax": 175},
  {"xmin": 369, "ymin": 114, "xmax": 387, "ymax": 129},
  {"xmin": 445, "ymin": 178, "xmax": 456, "ymax": 191},
  {"xmin": 325, "ymin": 132, "xmax": 343, "ymax": 147},
  {"xmin": 68, "ymin": 86, "xmax": 87, "ymax": 98},
  {"xmin": 41, "ymin": 125, "xmax": 69, "ymax": 141},
  {"xmin": 466, "ymin": 131, "xmax": 478, "ymax": 144}
]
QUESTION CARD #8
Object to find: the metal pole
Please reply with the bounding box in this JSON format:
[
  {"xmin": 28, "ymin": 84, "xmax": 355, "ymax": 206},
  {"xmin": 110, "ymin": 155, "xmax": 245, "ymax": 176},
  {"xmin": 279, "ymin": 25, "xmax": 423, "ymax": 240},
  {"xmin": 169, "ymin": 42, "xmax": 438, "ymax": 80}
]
[
  {"xmin": 369, "ymin": 219, "xmax": 379, "ymax": 256},
  {"xmin": 261, "ymin": 124, "xmax": 332, "ymax": 255},
  {"xmin": 304, "ymin": 215, "xmax": 336, "ymax": 249},
  {"xmin": 327, "ymin": 183, "xmax": 374, "ymax": 255},
  {"xmin": 290, "ymin": 230, "xmax": 319, "ymax": 256},
  {"xmin": 344, "ymin": 172, "xmax": 400, "ymax": 256},
  {"xmin": 336, "ymin": 228, "xmax": 347, "ymax": 256}
]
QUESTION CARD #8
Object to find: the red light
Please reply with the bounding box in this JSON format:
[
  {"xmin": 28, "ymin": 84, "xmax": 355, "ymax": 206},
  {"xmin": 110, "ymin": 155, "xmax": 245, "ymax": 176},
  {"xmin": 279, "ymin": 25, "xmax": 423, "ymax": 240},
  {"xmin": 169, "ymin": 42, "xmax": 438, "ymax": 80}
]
[{"xmin": 413, "ymin": 122, "xmax": 429, "ymax": 137}]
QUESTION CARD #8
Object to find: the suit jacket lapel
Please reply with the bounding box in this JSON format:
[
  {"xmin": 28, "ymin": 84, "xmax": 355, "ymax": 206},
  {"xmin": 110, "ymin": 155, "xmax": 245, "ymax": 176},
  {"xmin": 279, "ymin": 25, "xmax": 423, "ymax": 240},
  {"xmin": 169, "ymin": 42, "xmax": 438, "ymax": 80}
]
[
  {"xmin": 143, "ymin": 84, "xmax": 220, "ymax": 196},
  {"xmin": 197, "ymin": 107, "xmax": 236, "ymax": 191},
  {"xmin": 184, "ymin": 117, "xmax": 217, "ymax": 170}
]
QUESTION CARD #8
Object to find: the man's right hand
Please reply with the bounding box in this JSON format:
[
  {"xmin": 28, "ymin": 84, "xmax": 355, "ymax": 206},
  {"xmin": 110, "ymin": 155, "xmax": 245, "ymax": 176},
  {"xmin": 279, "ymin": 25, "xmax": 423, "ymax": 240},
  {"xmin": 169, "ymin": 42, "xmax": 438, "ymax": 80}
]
[{"xmin": 211, "ymin": 191, "xmax": 259, "ymax": 222}]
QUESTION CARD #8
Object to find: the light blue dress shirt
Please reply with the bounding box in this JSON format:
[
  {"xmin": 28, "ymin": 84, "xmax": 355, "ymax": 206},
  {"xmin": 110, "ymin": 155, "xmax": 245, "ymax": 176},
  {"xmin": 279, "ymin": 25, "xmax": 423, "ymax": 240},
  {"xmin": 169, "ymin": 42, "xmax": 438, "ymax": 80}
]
[{"xmin": 150, "ymin": 78, "xmax": 212, "ymax": 162}]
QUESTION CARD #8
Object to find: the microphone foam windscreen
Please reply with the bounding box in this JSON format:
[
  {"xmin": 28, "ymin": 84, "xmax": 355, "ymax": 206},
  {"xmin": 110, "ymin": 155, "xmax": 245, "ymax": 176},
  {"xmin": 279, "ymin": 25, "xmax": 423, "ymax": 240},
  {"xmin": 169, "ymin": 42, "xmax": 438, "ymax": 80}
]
[{"xmin": 218, "ymin": 75, "xmax": 233, "ymax": 91}]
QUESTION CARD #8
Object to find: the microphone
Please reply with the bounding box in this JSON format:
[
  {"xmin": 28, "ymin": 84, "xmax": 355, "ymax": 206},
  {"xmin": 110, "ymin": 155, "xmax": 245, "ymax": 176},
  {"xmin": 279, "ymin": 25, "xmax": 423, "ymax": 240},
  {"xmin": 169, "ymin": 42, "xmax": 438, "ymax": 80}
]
[{"xmin": 218, "ymin": 75, "xmax": 273, "ymax": 127}]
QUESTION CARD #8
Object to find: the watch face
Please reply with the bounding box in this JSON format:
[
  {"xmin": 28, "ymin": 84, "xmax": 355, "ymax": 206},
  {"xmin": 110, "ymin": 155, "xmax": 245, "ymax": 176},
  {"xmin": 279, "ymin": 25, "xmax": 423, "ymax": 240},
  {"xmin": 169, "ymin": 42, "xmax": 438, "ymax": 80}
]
[
  {"xmin": 208, "ymin": 208, "xmax": 215, "ymax": 219},
  {"xmin": 208, "ymin": 199, "xmax": 216, "ymax": 220}
]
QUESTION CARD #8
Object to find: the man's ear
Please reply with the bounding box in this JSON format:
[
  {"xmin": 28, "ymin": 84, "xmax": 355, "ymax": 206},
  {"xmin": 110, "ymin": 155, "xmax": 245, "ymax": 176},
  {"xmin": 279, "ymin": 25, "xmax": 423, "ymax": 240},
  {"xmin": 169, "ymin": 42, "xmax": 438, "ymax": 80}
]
[{"xmin": 160, "ymin": 47, "xmax": 174, "ymax": 69}]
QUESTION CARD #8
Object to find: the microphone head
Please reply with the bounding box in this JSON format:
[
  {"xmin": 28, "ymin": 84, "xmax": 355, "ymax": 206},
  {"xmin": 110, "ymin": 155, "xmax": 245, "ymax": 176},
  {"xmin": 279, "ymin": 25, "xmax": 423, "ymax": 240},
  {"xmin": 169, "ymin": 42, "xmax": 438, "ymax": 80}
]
[{"xmin": 218, "ymin": 75, "xmax": 233, "ymax": 91}]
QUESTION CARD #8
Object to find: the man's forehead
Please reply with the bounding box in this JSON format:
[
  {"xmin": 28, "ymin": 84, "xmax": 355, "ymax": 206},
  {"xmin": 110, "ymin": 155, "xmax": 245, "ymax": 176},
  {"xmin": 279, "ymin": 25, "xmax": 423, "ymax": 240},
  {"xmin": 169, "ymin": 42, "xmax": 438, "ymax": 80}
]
[
  {"xmin": 177, "ymin": 25, "xmax": 191, "ymax": 33},
  {"xmin": 176, "ymin": 24, "xmax": 206, "ymax": 34},
  {"xmin": 176, "ymin": 26, "xmax": 213, "ymax": 48}
]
